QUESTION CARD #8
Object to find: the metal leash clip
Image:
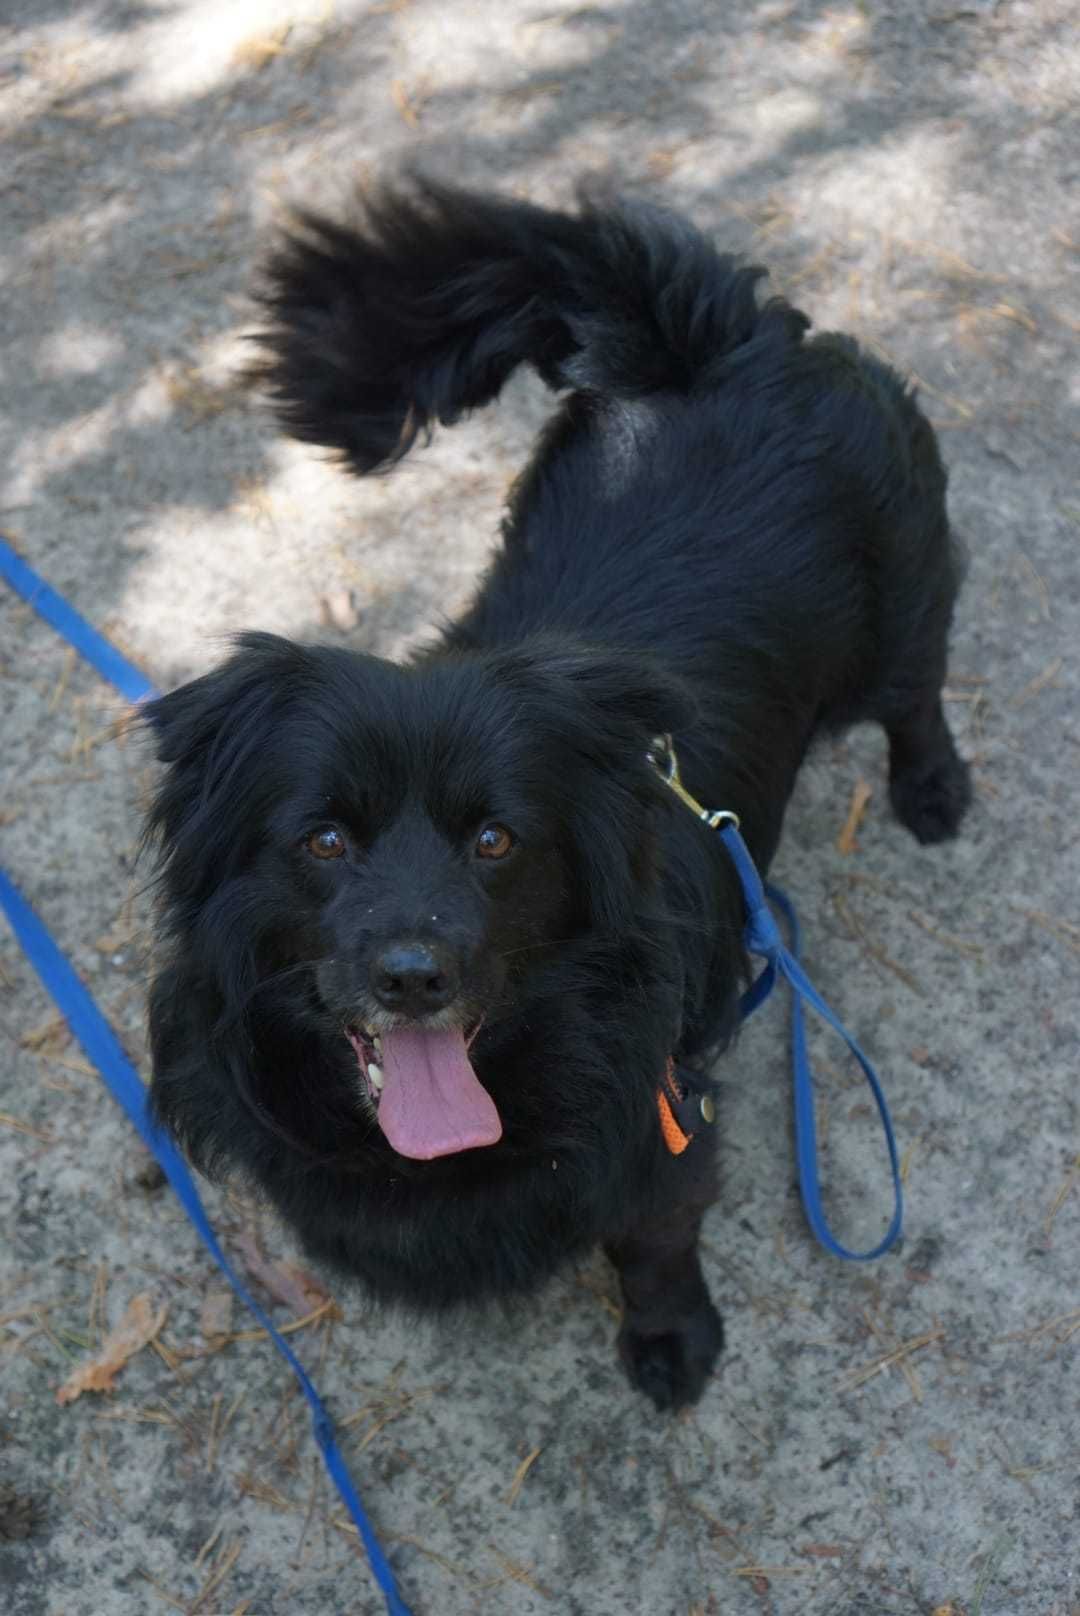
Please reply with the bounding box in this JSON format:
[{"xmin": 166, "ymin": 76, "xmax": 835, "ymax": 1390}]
[{"xmin": 647, "ymin": 733, "xmax": 740, "ymax": 831}]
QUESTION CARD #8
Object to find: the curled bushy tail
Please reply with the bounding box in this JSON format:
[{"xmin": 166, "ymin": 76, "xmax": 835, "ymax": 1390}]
[{"xmin": 251, "ymin": 177, "xmax": 808, "ymax": 475}]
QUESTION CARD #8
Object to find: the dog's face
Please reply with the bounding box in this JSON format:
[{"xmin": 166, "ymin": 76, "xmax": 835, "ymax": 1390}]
[{"xmin": 146, "ymin": 632, "xmax": 690, "ymax": 1161}]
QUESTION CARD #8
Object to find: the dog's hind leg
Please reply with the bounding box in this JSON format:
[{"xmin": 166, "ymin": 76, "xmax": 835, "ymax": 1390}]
[
  {"xmin": 885, "ymin": 686, "xmax": 971, "ymax": 845},
  {"xmin": 604, "ymin": 1147, "xmax": 723, "ymax": 1410}
]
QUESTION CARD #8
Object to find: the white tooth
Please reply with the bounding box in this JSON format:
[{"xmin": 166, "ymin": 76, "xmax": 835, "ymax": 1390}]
[
  {"xmin": 372, "ymin": 1034, "xmax": 382, "ymax": 1052},
  {"xmin": 367, "ymin": 1062, "xmax": 383, "ymax": 1092}
]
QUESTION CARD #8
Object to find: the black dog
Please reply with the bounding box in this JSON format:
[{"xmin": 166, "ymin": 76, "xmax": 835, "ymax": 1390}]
[{"xmin": 144, "ymin": 180, "xmax": 970, "ymax": 1409}]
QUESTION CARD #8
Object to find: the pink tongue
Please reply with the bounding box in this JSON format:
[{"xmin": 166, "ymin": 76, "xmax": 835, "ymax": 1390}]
[{"xmin": 376, "ymin": 1026, "xmax": 502, "ymax": 1160}]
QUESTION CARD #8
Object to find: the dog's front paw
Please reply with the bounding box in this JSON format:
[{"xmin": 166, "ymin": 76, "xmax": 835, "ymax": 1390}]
[
  {"xmin": 889, "ymin": 753, "xmax": 972, "ymax": 845},
  {"xmin": 618, "ymin": 1302, "xmax": 724, "ymax": 1411}
]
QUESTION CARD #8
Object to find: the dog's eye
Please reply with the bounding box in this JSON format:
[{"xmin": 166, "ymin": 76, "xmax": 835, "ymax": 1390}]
[
  {"xmin": 475, "ymin": 823, "xmax": 514, "ymax": 861},
  {"xmin": 306, "ymin": 827, "xmax": 346, "ymax": 860}
]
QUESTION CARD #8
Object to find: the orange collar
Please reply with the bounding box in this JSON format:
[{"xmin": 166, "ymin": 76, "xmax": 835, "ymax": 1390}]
[{"xmin": 657, "ymin": 1058, "xmax": 716, "ymax": 1155}]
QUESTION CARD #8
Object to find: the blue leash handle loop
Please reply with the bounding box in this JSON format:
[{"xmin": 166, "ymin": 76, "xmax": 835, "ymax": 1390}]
[
  {"xmin": 646, "ymin": 731, "xmax": 902, "ymax": 1261},
  {"xmin": 0, "ymin": 534, "xmax": 413, "ymax": 1616},
  {"xmin": 723, "ymin": 823, "xmax": 904, "ymax": 1262}
]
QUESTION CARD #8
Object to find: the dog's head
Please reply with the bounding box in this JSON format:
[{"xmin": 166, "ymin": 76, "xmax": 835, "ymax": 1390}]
[{"xmin": 145, "ymin": 632, "xmax": 692, "ymax": 1161}]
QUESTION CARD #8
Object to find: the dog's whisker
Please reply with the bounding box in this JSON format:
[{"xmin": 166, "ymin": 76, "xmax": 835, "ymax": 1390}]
[{"xmin": 497, "ymin": 938, "xmax": 579, "ymax": 959}]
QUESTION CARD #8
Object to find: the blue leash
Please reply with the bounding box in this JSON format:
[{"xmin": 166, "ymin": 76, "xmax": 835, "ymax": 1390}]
[
  {"xmin": 0, "ymin": 539, "xmax": 158, "ymax": 705},
  {"xmin": 649, "ymin": 736, "xmax": 903, "ymax": 1262},
  {"xmin": 0, "ymin": 534, "xmax": 413, "ymax": 1616}
]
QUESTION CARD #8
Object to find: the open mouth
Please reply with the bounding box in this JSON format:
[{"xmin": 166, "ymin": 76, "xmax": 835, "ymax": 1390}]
[
  {"xmin": 346, "ymin": 1019, "xmax": 500, "ymax": 1162},
  {"xmin": 347, "ymin": 1023, "xmax": 386, "ymax": 1104}
]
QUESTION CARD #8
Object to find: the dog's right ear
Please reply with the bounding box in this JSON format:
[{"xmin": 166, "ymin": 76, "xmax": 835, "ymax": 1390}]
[
  {"xmin": 143, "ymin": 633, "xmax": 300, "ymax": 765},
  {"xmin": 141, "ymin": 634, "xmax": 310, "ymax": 878},
  {"xmin": 144, "ymin": 664, "xmax": 244, "ymax": 768}
]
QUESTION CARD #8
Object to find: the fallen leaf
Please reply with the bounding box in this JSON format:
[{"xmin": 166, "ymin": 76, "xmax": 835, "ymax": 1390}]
[
  {"xmin": 391, "ymin": 79, "xmax": 422, "ymax": 127},
  {"xmin": 56, "ymin": 1294, "xmax": 167, "ymax": 1405},
  {"xmin": 236, "ymin": 1232, "xmax": 333, "ymax": 1318},
  {"xmin": 232, "ymin": 23, "xmax": 291, "ymax": 70},
  {"xmin": 837, "ymin": 777, "xmax": 872, "ymax": 854},
  {"xmin": 318, "ymin": 589, "xmax": 359, "ymax": 633},
  {"xmin": 200, "ymin": 1290, "xmax": 234, "ymax": 1342},
  {"xmin": 19, "ymin": 1016, "xmax": 70, "ymax": 1054},
  {"xmin": 646, "ymin": 148, "xmax": 679, "ymax": 179}
]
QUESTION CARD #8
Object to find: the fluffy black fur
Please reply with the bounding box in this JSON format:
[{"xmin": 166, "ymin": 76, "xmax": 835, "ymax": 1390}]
[{"xmin": 144, "ymin": 180, "xmax": 971, "ymax": 1410}]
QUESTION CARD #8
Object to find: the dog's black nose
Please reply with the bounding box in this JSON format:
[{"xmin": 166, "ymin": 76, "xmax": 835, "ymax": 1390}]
[{"xmin": 370, "ymin": 942, "xmax": 459, "ymax": 1017}]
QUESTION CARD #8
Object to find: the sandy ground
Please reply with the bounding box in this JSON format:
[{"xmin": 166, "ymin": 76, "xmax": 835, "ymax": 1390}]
[{"xmin": 1, "ymin": 1, "xmax": 1078, "ymax": 1612}]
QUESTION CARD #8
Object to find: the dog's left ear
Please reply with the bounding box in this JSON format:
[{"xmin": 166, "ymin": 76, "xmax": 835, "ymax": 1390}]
[
  {"xmin": 491, "ymin": 637, "xmax": 696, "ymax": 934},
  {"xmin": 492, "ymin": 635, "xmax": 697, "ymax": 752}
]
